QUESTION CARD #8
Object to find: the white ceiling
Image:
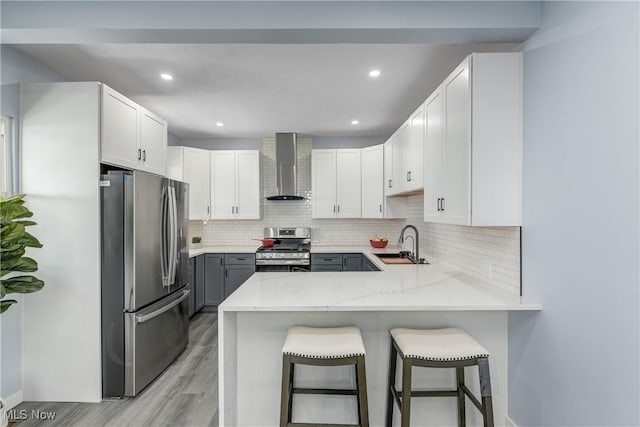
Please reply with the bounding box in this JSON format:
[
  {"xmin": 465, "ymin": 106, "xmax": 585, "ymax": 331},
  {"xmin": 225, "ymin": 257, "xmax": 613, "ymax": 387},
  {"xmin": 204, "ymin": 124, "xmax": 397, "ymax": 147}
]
[{"xmin": 15, "ymin": 43, "xmax": 516, "ymax": 139}]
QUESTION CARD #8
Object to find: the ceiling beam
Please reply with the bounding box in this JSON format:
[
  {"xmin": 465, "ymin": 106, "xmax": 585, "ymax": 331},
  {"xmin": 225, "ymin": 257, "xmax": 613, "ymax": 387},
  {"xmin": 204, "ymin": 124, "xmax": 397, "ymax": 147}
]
[{"xmin": 1, "ymin": 1, "xmax": 541, "ymax": 44}]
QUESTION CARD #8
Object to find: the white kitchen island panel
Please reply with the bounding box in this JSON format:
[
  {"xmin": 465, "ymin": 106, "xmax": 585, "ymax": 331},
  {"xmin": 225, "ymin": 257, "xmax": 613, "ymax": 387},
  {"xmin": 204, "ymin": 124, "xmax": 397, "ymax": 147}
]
[{"xmin": 226, "ymin": 311, "xmax": 507, "ymax": 427}]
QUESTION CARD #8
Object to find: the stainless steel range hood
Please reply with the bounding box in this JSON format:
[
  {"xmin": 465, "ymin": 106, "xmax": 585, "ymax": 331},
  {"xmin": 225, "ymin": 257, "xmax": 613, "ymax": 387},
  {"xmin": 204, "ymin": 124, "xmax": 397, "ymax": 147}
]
[{"xmin": 267, "ymin": 133, "xmax": 304, "ymax": 200}]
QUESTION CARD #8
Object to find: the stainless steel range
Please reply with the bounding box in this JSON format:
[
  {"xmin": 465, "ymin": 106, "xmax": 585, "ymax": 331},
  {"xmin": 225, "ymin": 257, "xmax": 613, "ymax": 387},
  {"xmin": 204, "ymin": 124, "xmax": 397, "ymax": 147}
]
[{"xmin": 255, "ymin": 227, "xmax": 311, "ymax": 272}]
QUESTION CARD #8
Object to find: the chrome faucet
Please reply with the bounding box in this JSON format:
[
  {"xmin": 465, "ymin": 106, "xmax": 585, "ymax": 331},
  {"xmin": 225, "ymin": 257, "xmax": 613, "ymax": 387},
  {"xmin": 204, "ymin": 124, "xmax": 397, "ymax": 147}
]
[{"xmin": 399, "ymin": 224, "xmax": 423, "ymax": 264}]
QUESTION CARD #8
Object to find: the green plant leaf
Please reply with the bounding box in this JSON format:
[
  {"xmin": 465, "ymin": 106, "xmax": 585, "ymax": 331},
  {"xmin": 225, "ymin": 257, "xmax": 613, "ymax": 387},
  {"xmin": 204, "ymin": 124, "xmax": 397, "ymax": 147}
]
[
  {"xmin": 2, "ymin": 275, "xmax": 44, "ymax": 294},
  {"xmin": 1, "ymin": 222, "xmax": 25, "ymax": 241},
  {"xmin": 0, "ymin": 194, "xmax": 26, "ymax": 205},
  {"xmin": 1, "ymin": 247, "xmax": 25, "ymax": 262},
  {"xmin": 0, "ymin": 299, "xmax": 17, "ymax": 314},
  {"xmin": 14, "ymin": 220, "xmax": 37, "ymax": 227},
  {"xmin": 19, "ymin": 232, "xmax": 43, "ymax": 248},
  {"xmin": 1, "ymin": 257, "xmax": 38, "ymax": 276},
  {"xmin": 0, "ymin": 283, "xmax": 5, "ymax": 299},
  {"xmin": 0, "ymin": 243, "xmax": 22, "ymax": 252}
]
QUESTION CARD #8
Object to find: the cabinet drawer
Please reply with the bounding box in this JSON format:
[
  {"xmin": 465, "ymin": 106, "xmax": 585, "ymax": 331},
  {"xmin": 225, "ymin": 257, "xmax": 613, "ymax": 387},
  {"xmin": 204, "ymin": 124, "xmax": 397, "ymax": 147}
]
[
  {"xmin": 311, "ymin": 253, "xmax": 342, "ymax": 265},
  {"xmin": 224, "ymin": 253, "xmax": 256, "ymax": 265},
  {"xmin": 311, "ymin": 264, "xmax": 342, "ymax": 272}
]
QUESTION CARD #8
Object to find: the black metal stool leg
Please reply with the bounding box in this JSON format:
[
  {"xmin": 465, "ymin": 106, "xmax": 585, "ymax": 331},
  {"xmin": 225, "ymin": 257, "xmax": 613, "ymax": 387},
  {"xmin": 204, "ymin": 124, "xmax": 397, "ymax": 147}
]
[
  {"xmin": 400, "ymin": 358, "xmax": 412, "ymax": 427},
  {"xmin": 356, "ymin": 355, "xmax": 370, "ymax": 427},
  {"xmin": 386, "ymin": 339, "xmax": 398, "ymax": 427},
  {"xmin": 478, "ymin": 357, "xmax": 494, "ymax": 427},
  {"xmin": 456, "ymin": 366, "xmax": 466, "ymax": 427},
  {"xmin": 280, "ymin": 355, "xmax": 292, "ymax": 427}
]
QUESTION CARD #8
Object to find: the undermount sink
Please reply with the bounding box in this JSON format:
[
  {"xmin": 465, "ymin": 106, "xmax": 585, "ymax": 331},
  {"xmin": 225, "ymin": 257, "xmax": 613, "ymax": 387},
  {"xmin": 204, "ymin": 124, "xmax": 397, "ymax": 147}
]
[
  {"xmin": 375, "ymin": 253, "xmax": 415, "ymax": 265},
  {"xmin": 375, "ymin": 252, "xmax": 429, "ymax": 265}
]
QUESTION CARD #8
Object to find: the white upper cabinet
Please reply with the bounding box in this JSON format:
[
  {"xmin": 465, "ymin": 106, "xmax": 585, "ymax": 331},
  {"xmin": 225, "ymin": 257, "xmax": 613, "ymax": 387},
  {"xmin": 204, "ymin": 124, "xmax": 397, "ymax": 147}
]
[
  {"xmin": 383, "ymin": 140, "xmax": 394, "ymax": 197},
  {"xmin": 166, "ymin": 146, "xmax": 211, "ymax": 220},
  {"xmin": 312, "ymin": 149, "xmax": 361, "ymax": 219},
  {"xmin": 101, "ymin": 85, "xmax": 140, "ymax": 170},
  {"xmin": 336, "ymin": 149, "xmax": 362, "ymax": 218},
  {"xmin": 210, "ymin": 150, "xmax": 260, "ymax": 220},
  {"xmin": 361, "ymin": 145, "xmax": 384, "ymax": 218},
  {"xmin": 101, "ymin": 84, "xmax": 167, "ymax": 175},
  {"xmin": 423, "ymin": 87, "xmax": 445, "ymax": 223},
  {"xmin": 424, "ymin": 52, "xmax": 523, "ymax": 226},
  {"xmin": 140, "ymin": 107, "xmax": 168, "ymax": 176},
  {"xmin": 384, "ymin": 106, "xmax": 424, "ymax": 196},
  {"xmin": 405, "ymin": 104, "xmax": 425, "ymax": 192}
]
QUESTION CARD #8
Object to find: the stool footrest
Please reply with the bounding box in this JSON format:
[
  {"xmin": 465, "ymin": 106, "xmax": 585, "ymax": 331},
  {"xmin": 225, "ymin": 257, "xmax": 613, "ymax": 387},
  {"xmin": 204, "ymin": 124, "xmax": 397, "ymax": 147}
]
[
  {"xmin": 292, "ymin": 387, "xmax": 358, "ymax": 396},
  {"xmin": 460, "ymin": 384, "xmax": 483, "ymax": 411}
]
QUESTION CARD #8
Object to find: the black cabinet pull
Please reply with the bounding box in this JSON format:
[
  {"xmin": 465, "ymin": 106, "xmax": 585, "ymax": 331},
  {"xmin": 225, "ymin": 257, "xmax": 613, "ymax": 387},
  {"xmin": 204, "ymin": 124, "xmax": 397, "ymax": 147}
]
[
  {"xmin": 236, "ymin": 258, "xmax": 245, "ymax": 261},
  {"xmin": 333, "ymin": 205, "xmax": 336, "ymax": 213},
  {"xmin": 437, "ymin": 198, "xmax": 441, "ymax": 212},
  {"xmin": 142, "ymin": 149, "xmax": 146, "ymax": 162},
  {"xmin": 407, "ymin": 171, "xmax": 411, "ymax": 182},
  {"xmin": 220, "ymin": 258, "xmax": 223, "ymax": 266},
  {"xmin": 137, "ymin": 148, "xmax": 142, "ymax": 160},
  {"xmin": 441, "ymin": 198, "xmax": 445, "ymax": 212},
  {"xmin": 389, "ymin": 179, "xmax": 392, "ymax": 188},
  {"xmin": 379, "ymin": 204, "xmax": 382, "ymax": 212},
  {"xmin": 323, "ymin": 258, "xmax": 333, "ymax": 262},
  {"xmin": 337, "ymin": 205, "xmax": 340, "ymax": 213},
  {"xmin": 225, "ymin": 269, "xmax": 228, "ymax": 277}
]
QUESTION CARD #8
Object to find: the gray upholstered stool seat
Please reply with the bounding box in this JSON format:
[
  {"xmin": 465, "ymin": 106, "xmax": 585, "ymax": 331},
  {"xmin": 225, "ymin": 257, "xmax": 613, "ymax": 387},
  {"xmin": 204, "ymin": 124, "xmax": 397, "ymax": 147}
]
[
  {"xmin": 280, "ymin": 326, "xmax": 369, "ymax": 427},
  {"xmin": 386, "ymin": 328, "xmax": 494, "ymax": 427}
]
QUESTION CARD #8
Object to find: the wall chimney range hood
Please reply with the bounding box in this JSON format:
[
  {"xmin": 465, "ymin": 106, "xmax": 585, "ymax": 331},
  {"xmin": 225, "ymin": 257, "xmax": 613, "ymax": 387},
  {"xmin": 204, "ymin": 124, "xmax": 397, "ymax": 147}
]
[{"xmin": 267, "ymin": 133, "xmax": 304, "ymax": 200}]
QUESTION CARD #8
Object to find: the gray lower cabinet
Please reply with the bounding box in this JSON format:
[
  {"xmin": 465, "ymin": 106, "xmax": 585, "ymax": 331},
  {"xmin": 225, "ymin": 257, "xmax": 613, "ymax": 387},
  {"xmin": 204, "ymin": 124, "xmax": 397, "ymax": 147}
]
[
  {"xmin": 343, "ymin": 254, "xmax": 363, "ymax": 271},
  {"xmin": 204, "ymin": 254, "xmax": 225, "ymax": 306},
  {"xmin": 223, "ymin": 253, "xmax": 256, "ymax": 299},
  {"xmin": 188, "ymin": 258, "xmax": 195, "ymax": 316},
  {"xmin": 311, "ymin": 253, "xmax": 343, "ymax": 272},
  {"xmin": 194, "ymin": 255, "xmax": 205, "ymax": 310}
]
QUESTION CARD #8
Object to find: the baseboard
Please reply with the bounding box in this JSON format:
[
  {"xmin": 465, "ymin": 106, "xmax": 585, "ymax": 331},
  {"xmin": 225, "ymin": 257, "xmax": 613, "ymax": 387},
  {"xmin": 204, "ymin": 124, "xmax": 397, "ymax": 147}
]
[
  {"xmin": 2, "ymin": 391, "xmax": 23, "ymax": 410},
  {"xmin": 505, "ymin": 415, "xmax": 519, "ymax": 427}
]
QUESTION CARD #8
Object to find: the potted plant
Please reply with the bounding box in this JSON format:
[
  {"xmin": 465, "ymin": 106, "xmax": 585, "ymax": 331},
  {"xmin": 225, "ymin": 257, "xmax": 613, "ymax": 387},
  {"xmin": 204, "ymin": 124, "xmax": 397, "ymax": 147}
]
[{"xmin": 0, "ymin": 194, "xmax": 44, "ymax": 314}]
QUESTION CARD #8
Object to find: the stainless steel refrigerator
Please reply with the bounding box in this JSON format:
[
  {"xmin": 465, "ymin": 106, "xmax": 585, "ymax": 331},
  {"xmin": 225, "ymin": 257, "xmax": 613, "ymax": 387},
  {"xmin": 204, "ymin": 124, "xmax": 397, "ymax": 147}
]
[{"xmin": 100, "ymin": 170, "xmax": 190, "ymax": 398}]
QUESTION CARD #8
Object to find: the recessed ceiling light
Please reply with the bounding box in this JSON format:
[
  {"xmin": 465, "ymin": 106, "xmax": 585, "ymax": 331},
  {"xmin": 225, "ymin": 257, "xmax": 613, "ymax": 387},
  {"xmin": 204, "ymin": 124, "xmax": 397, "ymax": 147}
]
[
  {"xmin": 368, "ymin": 70, "xmax": 381, "ymax": 78},
  {"xmin": 160, "ymin": 73, "xmax": 173, "ymax": 81},
  {"xmin": 216, "ymin": 122, "xmax": 224, "ymax": 127},
  {"xmin": 351, "ymin": 120, "xmax": 359, "ymax": 125}
]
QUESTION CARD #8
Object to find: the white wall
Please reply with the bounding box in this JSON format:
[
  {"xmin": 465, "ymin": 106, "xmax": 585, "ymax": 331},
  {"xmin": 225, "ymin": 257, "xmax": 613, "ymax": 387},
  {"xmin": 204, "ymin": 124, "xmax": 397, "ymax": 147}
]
[
  {"xmin": 0, "ymin": 45, "xmax": 67, "ymax": 406},
  {"xmin": 509, "ymin": 2, "xmax": 639, "ymax": 425}
]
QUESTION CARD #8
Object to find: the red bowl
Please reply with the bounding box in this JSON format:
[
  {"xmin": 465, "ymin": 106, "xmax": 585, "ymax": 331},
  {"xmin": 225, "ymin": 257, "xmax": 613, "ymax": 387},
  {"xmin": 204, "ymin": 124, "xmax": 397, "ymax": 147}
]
[{"xmin": 370, "ymin": 239, "xmax": 389, "ymax": 248}]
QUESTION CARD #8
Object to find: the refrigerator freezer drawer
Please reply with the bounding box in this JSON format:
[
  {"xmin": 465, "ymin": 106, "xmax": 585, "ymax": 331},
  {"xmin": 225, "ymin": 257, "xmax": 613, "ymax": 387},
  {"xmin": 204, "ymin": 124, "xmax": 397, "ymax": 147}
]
[{"xmin": 124, "ymin": 289, "xmax": 190, "ymax": 396}]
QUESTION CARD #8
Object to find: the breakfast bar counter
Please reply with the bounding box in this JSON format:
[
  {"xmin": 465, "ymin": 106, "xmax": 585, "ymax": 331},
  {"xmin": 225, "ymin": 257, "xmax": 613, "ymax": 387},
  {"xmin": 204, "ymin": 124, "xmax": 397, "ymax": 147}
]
[{"xmin": 218, "ymin": 247, "xmax": 540, "ymax": 426}]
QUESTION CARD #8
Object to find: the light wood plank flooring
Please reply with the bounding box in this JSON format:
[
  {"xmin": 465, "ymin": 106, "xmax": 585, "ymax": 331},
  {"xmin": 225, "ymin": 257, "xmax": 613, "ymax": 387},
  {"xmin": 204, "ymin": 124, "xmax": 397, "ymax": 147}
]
[{"xmin": 11, "ymin": 312, "xmax": 218, "ymax": 427}]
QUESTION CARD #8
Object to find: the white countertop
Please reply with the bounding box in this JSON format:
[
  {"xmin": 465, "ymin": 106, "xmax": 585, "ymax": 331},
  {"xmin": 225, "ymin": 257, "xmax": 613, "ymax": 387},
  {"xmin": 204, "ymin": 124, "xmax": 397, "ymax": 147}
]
[
  {"xmin": 189, "ymin": 245, "xmax": 260, "ymax": 258},
  {"xmin": 218, "ymin": 245, "xmax": 541, "ymax": 312}
]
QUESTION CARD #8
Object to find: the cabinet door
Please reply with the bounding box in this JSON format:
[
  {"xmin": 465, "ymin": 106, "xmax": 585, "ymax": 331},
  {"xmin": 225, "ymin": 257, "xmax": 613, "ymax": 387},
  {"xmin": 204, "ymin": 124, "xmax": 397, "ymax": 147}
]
[
  {"xmin": 391, "ymin": 125, "xmax": 406, "ymax": 194},
  {"xmin": 311, "ymin": 150, "xmax": 337, "ymax": 218},
  {"xmin": 139, "ymin": 107, "xmax": 167, "ymax": 176},
  {"xmin": 101, "ymin": 85, "xmax": 140, "ymax": 170},
  {"xmin": 405, "ymin": 104, "xmax": 425, "ymax": 192},
  {"xmin": 224, "ymin": 265, "xmax": 255, "ymax": 298},
  {"xmin": 211, "ymin": 151, "xmax": 236, "ymax": 219},
  {"xmin": 235, "ymin": 151, "xmax": 260, "ymax": 219},
  {"xmin": 424, "ymin": 88, "xmax": 445, "ymax": 222},
  {"xmin": 443, "ymin": 59, "xmax": 472, "ymax": 225},
  {"xmin": 342, "ymin": 254, "xmax": 363, "ymax": 271},
  {"xmin": 361, "ymin": 145, "xmax": 384, "ymax": 218},
  {"xmin": 204, "ymin": 254, "xmax": 224, "ymax": 305},
  {"xmin": 184, "ymin": 147, "xmax": 211, "ymax": 220},
  {"xmin": 363, "ymin": 257, "xmax": 380, "ymax": 271},
  {"xmin": 336, "ymin": 149, "xmax": 361, "ymax": 218},
  {"xmin": 195, "ymin": 255, "xmax": 205, "ymax": 311},
  {"xmin": 383, "ymin": 140, "xmax": 394, "ymax": 196},
  {"xmin": 188, "ymin": 258, "xmax": 195, "ymax": 317}
]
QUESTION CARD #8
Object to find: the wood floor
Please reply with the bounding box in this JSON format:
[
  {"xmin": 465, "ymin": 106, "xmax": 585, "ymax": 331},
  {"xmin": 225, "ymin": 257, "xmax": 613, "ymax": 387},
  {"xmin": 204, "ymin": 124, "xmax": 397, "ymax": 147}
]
[{"xmin": 11, "ymin": 312, "xmax": 218, "ymax": 427}]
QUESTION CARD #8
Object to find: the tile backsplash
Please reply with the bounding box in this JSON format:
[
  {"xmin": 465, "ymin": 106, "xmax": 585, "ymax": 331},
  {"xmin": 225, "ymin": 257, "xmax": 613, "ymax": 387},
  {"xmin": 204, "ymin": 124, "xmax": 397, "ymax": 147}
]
[{"xmin": 190, "ymin": 137, "xmax": 520, "ymax": 292}]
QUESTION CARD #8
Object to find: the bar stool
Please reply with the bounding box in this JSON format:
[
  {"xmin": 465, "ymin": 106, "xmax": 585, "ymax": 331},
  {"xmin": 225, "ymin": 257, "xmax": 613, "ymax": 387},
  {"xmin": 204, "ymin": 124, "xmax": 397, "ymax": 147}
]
[
  {"xmin": 280, "ymin": 326, "xmax": 369, "ymax": 427},
  {"xmin": 386, "ymin": 328, "xmax": 494, "ymax": 427}
]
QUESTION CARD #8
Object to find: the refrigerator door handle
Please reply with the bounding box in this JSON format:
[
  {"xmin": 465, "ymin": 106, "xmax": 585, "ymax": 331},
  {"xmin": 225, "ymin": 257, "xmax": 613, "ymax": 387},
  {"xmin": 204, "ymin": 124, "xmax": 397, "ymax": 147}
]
[
  {"xmin": 168, "ymin": 185, "xmax": 179, "ymax": 286},
  {"xmin": 135, "ymin": 289, "xmax": 190, "ymax": 324},
  {"xmin": 161, "ymin": 186, "xmax": 170, "ymax": 287}
]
